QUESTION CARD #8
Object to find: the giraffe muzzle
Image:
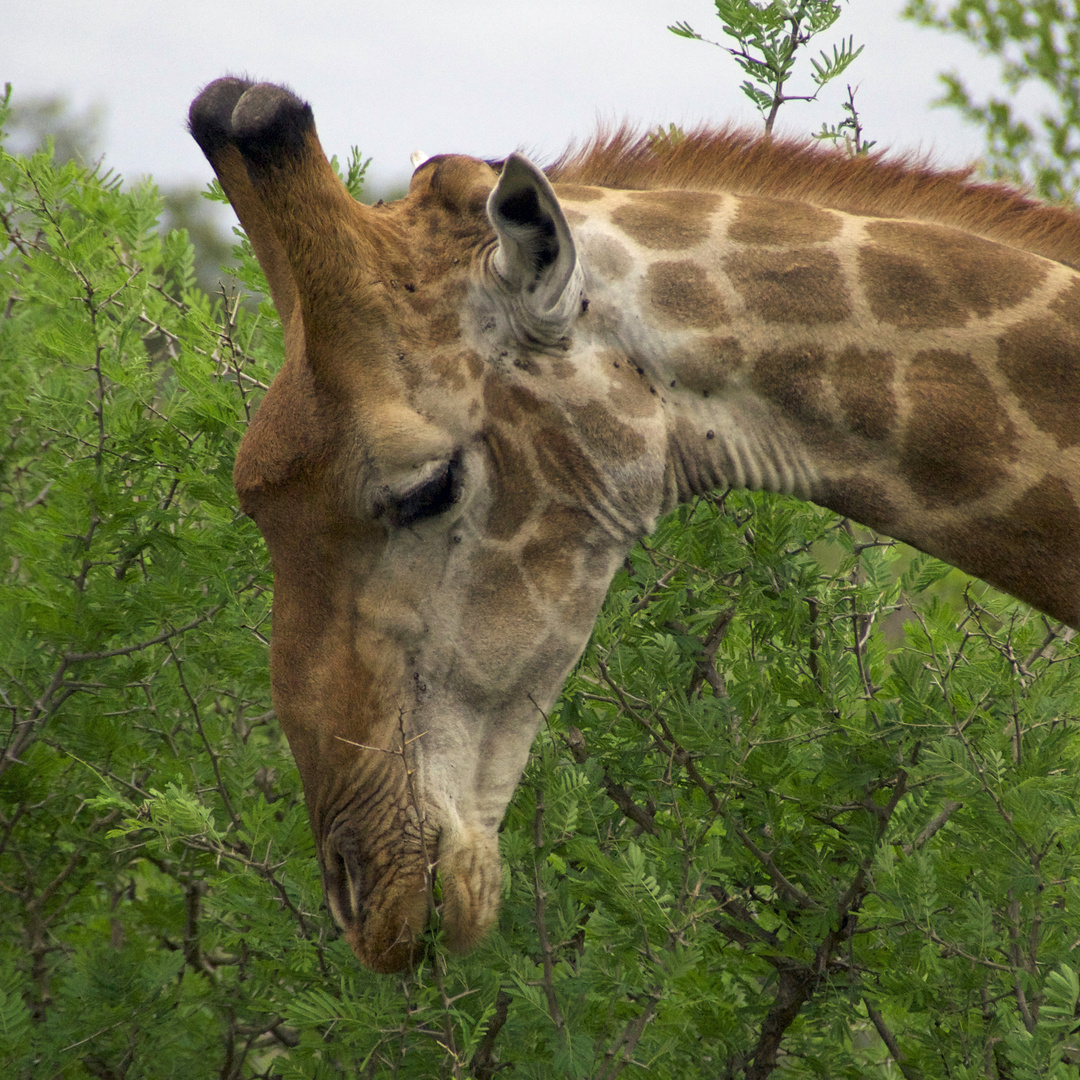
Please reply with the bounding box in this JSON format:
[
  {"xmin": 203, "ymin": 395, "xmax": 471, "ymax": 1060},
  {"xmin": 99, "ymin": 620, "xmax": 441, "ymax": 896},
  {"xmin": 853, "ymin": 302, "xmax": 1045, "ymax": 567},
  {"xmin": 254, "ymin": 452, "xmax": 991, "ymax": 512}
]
[
  {"xmin": 321, "ymin": 809, "xmax": 502, "ymax": 972},
  {"xmin": 321, "ymin": 822, "xmax": 432, "ymax": 973}
]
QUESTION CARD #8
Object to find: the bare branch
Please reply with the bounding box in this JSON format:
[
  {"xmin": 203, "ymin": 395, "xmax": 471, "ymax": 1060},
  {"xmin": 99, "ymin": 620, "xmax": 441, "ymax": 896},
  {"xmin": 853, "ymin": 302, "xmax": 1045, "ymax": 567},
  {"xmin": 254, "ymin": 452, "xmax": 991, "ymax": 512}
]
[
  {"xmin": 902, "ymin": 801, "xmax": 962, "ymax": 855},
  {"xmin": 596, "ymin": 990, "xmax": 661, "ymax": 1080},
  {"xmin": 63, "ymin": 605, "xmax": 226, "ymax": 663},
  {"xmin": 864, "ymin": 997, "xmax": 924, "ymax": 1080}
]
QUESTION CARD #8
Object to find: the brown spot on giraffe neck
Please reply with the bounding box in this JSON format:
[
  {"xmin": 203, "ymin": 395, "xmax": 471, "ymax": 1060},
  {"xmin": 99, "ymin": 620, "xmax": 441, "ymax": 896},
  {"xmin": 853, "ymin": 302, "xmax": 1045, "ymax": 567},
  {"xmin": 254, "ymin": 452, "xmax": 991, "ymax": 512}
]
[
  {"xmin": 996, "ymin": 278, "xmax": 1080, "ymax": 448},
  {"xmin": 751, "ymin": 346, "xmax": 834, "ymax": 427},
  {"xmin": 586, "ymin": 235, "xmax": 634, "ymax": 281},
  {"xmin": 611, "ymin": 190, "xmax": 720, "ymax": 251},
  {"xmin": 670, "ymin": 336, "xmax": 746, "ymax": 395},
  {"xmin": 931, "ymin": 475, "xmax": 1080, "ymax": 627},
  {"xmin": 570, "ymin": 400, "xmax": 646, "ymax": 461},
  {"xmin": 521, "ymin": 503, "xmax": 594, "ymax": 600},
  {"xmin": 832, "ymin": 346, "xmax": 897, "ymax": 443},
  {"xmin": 484, "ymin": 427, "xmax": 539, "ymax": 541},
  {"xmin": 555, "ymin": 183, "xmax": 604, "ymax": 202},
  {"xmin": 859, "ymin": 220, "xmax": 1048, "ymax": 330},
  {"xmin": 725, "ymin": 249, "xmax": 850, "ymax": 324},
  {"xmin": 430, "ymin": 350, "xmax": 467, "ymax": 391},
  {"xmin": 483, "ymin": 376, "xmax": 530, "ymax": 425},
  {"xmin": 484, "ymin": 377, "xmax": 609, "ymax": 506},
  {"xmin": 427, "ymin": 309, "xmax": 463, "ymax": 347},
  {"xmin": 645, "ymin": 260, "xmax": 729, "ymax": 328},
  {"xmin": 534, "ymin": 425, "xmax": 606, "ymax": 505},
  {"xmin": 813, "ymin": 476, "xmax": 900, "ymax": 534},
  {"xmin": 466, "ymin": 351, "xmax": 485, "ymax": 380},
  {"xmin": 728, "ymin": 196, "xmax": 842, "ymax": 246},
  {"xmin": 900, "ymin": 349, "xmax": 1018, "ymax": 506}
]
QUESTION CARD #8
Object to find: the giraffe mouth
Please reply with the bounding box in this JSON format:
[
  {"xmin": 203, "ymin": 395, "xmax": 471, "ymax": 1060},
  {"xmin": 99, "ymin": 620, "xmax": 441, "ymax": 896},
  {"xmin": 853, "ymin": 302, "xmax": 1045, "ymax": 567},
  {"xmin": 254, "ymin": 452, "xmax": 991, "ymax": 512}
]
[
  {"xmin": 321, "ymin": 817, "xmax": 501, "ymax": 973},
  {"xmin": 321, "ymin": 819, "xmax": 432, "ymax": 973}
]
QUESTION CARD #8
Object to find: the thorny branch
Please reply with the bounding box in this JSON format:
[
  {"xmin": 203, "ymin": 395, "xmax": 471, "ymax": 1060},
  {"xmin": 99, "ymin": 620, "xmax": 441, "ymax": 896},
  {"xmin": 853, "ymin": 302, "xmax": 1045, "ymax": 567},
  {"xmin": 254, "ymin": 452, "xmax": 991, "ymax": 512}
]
[
  {"xmin": 596, "ymin": 989, "xmax": 662, "ymax": 1080},
  {"xmin": 863, "ymin": 997, "xmax": 923, "ymax": 1080},
  {"xmin": 158, "ymin": 833, "xmax": 329, "ymax": 976},
  {"xmin": 561, "ymin": 725, "xmax": 658, "ymax": 836},
  {"xmin": 467, "ymin": 989, "xmax": 512, "ymax": 1080},
  {"xmin": 1, "ymin": 605, "xmax": 229, "ymax": 782},
  {"xmin": 742, "ymin": 773, "xmax": 908, "ymax": 1079},
  {"xmin": 167, "ymin": 641, "xmax": 242, "ymax": 835},
  {"xmin": 532, "ymin": 788, "xmax": 567, "ymax": 1031},
  {"xmin": 902, "ymin": 800, "xmax": 962, "ymax": 855}
]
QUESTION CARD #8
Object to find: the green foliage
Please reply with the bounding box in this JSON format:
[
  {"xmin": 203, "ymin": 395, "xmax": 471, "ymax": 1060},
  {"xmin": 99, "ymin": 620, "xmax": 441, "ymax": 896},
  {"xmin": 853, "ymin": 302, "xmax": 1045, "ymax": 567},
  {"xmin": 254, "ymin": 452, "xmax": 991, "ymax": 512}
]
[
  {"xmin": 0, "ymin": 87, "xmax": 287, "ymax": 1078},
  {"xmin": 813, "ymin": 83, "xmax": 877, "ymax": 155},
  {"xmin": 904, "ymin": 0, "xmax": 1080, "ymax": 201},
  {"xmin": 670, "ymin": 1, "xmax": 864, "ymax": 135},
  {"xmin": 3, "ymin": 75, "xmax": 1080, "ymax": 1080},
  {"xmin": 2, "ymin": 82, "xmax": 239, "ymax": 298},
  {"xmin": 332, "ymin": 147, "xmax": 373, "ymax": 201},
  {"xmin": 3, "ymin": 89, "xmax": 105, "ymax": 167}
]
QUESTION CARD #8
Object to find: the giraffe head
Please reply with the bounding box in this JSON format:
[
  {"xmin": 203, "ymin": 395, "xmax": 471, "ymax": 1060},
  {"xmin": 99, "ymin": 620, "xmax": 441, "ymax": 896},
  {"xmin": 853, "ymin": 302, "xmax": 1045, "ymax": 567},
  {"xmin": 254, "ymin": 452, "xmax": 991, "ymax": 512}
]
[
  {"xmin": 189, "ymin": 80, "xmax": 666, "ymax": 971},
  {"xmin": 192, "ymin": 76, "xmax": 1080, "ymax": 971}
]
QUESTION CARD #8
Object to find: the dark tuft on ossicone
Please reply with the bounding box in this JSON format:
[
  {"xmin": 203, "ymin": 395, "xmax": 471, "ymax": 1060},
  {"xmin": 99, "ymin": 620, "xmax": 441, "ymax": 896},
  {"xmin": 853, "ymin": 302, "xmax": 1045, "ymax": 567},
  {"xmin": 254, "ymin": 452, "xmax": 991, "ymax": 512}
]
[
  {"xmin": 188, "ymin": 76, "xmax": 252, "ymax": 157},
  {"xmin": 230, "ymin": 83, "xmax": 316, "ymax": 171}
]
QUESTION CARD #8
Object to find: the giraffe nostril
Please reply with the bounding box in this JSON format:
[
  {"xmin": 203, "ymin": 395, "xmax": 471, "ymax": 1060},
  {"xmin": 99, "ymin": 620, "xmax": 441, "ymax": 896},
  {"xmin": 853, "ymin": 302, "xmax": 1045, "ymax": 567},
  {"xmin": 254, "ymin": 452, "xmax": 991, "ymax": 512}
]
[{"xmin": 323, "ymin": 834, "xmax": 366, "ymax": 930}]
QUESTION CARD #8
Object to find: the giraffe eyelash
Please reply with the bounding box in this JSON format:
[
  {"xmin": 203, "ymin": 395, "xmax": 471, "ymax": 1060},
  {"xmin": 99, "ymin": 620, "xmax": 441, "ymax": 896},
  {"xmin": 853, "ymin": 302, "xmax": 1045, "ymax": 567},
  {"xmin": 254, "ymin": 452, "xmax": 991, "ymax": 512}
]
[{"xmin": 376, "ymin": 453, "xmax": 463, "ymax": 528}]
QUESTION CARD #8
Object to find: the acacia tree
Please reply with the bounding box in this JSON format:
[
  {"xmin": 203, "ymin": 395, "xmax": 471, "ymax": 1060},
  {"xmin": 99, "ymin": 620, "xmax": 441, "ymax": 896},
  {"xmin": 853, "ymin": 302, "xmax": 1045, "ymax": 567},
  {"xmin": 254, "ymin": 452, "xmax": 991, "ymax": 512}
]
[
  {"xmin": 668, "ymin": 0, "xmax": 865, "ymax": 140},
  {"xmin": 2, "ymin": 11, "xmax": 1080, "ymax": 1077},
  {"xmin": 905, "ymin": 0, "xmax": 1080, "ymax": 201}
]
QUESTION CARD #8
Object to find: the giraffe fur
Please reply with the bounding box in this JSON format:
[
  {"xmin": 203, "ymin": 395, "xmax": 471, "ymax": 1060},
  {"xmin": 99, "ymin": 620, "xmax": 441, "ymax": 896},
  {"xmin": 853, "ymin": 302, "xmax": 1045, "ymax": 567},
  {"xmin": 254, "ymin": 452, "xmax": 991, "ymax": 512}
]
[{"xmin": 189, "ymin": 78, "xmax": 1080, "ymax": 972}]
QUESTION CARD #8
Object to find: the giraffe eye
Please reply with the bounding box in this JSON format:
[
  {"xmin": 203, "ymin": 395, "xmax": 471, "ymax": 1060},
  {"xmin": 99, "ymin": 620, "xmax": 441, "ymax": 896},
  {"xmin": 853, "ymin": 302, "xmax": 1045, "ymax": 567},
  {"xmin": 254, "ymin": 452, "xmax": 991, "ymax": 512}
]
[{"xmin": 381, "ymin": 453, "xmax": 463, "ymax": 528}]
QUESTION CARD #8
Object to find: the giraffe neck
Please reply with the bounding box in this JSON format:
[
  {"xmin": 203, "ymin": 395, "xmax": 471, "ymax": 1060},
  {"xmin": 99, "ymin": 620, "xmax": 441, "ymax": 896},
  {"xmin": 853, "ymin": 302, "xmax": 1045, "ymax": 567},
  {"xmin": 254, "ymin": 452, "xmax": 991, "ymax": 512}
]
[{"xmin": 562, "ymin": 186, "xmax": 1080, "ymax": 626}]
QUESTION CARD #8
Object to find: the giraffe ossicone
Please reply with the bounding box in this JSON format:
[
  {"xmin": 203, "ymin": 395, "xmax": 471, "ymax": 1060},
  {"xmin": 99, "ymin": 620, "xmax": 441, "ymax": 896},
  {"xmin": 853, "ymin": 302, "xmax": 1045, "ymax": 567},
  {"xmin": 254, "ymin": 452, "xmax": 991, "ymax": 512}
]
[{"xmin": 189, "ymin": 77, "xmax": 1080, "ymax": 972}]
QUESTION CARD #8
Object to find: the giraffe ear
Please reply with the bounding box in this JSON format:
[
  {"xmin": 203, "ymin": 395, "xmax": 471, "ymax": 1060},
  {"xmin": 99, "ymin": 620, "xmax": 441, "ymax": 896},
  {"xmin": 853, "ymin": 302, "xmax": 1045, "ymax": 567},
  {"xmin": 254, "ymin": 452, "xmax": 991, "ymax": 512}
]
[{"xmin": 487, "ymin": 153, "xmax": 583, "ymax": 339}]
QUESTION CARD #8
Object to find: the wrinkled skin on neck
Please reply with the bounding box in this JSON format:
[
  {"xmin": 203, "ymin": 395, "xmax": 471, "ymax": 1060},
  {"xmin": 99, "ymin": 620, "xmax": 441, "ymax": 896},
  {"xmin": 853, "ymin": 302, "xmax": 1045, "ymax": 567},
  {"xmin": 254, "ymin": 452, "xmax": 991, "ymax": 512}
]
[{"xmin": 189, "ymin": 80, "xmax": 665, "ymax": 971}]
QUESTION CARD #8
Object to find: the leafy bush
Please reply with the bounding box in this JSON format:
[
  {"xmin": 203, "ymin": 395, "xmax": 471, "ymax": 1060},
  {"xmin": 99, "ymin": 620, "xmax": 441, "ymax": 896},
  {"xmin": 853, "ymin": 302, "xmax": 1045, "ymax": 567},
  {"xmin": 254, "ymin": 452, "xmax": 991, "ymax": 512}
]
[
  {"xmin": 905, "ymin": 0, "xmax": 1080, "ymax": 201},
  {"xmin": 2, "ymin": 90, "xmax": 1079, "ymax": 1079}
]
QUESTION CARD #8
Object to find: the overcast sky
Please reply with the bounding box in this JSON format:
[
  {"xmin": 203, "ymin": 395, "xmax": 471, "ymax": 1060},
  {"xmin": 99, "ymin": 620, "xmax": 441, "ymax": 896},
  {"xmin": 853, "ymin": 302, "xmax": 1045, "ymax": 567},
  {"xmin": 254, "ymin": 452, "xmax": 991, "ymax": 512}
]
[{"xmin": 9, "ymin": 1, "xmax": 1008, "ymax": 201}]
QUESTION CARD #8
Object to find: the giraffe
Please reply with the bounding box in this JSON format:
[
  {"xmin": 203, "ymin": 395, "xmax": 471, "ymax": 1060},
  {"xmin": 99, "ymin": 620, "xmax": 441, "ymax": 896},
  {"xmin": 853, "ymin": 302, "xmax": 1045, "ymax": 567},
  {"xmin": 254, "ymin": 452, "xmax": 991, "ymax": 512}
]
[{"xmin": 189, "ymin": 77, "xmax": 1080, "ymax": 973}]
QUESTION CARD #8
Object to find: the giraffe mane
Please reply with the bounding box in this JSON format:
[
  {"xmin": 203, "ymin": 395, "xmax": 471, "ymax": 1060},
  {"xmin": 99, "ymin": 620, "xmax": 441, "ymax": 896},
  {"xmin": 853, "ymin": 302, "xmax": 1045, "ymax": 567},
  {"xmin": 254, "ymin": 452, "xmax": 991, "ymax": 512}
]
[{"xmin": 547, "ymin": 125, "xmax": 1080, "ymax": 270}]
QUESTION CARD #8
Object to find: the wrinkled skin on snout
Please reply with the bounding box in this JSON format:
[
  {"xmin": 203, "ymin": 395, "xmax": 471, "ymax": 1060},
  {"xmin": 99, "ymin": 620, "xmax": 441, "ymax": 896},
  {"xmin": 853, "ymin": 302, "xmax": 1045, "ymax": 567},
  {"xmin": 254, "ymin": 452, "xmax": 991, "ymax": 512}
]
[{"xmin": 188, "ymin": 80, "xmax": 667, "ymax": 971}]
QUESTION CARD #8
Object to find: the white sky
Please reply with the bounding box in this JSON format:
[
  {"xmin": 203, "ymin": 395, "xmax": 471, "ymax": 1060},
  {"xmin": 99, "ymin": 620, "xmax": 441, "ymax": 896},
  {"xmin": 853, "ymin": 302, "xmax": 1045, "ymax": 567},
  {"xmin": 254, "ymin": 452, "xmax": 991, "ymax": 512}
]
[{"xmin": 7, "ymin": 0, "xmax": 1009, "ymax": 202}]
